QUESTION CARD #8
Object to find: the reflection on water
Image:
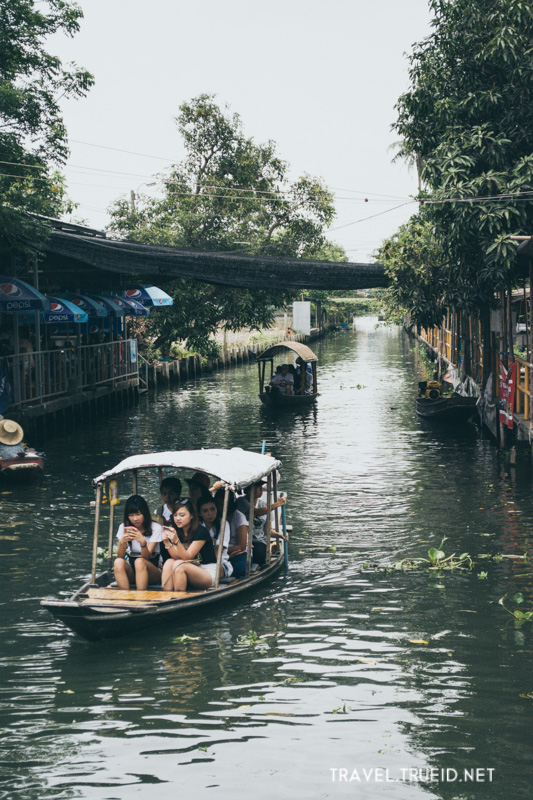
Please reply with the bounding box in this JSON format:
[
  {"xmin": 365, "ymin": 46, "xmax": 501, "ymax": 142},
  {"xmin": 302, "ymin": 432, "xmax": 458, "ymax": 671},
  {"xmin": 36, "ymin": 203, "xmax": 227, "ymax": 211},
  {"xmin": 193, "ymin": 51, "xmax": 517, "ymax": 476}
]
[{"xmin": 0, "ymin": 320, "xmax": 532, "ymax": 799}]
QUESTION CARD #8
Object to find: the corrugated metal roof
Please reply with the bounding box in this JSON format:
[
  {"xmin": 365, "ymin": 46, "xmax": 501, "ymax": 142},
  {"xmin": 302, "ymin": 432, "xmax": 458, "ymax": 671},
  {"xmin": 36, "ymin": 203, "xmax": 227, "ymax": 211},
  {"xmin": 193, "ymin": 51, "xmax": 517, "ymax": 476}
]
[{"xmin": 93, "ymin": 448, "xmax": 281, "ymax": 491}]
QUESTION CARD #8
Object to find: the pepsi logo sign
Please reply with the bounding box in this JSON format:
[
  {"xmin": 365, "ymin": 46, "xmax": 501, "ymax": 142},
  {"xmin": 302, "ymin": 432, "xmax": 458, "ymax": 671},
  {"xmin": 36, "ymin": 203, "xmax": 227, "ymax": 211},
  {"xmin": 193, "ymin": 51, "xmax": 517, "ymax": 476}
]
[
  {"xmin": 0, "ymin": 283, "xmax": 22, "ymax": 298},
  {"xmin": 50, "ymin": 302, "xmax": 63, "ymax": 312},
  {"xmin": 126, "ymin": 289, "xmax": 142, "ymax": 299}
]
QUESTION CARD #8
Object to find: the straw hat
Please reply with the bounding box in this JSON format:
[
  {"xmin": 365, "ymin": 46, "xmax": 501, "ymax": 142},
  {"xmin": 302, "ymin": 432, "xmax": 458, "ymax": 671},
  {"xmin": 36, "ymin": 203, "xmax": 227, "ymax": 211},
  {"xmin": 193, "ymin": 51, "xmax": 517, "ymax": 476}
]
[{"xmin": 0, "ymin": 419, "xmax": 24, "ymax": 445}]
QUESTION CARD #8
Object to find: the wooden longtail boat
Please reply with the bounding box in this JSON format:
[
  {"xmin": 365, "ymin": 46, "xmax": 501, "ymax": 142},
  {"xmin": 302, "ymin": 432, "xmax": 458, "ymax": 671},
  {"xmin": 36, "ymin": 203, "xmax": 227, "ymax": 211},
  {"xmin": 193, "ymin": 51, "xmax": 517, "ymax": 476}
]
[
  {"xmin": 257, "ymin": 341, "xmax": 318, "ymax": 407},
  {"xmin": 41, "ymin": 448, "xmax": 287, "ymax": 641},
  {"xmin": 416, "ymin": 394, "xmax": 478, "ymax": 422}
]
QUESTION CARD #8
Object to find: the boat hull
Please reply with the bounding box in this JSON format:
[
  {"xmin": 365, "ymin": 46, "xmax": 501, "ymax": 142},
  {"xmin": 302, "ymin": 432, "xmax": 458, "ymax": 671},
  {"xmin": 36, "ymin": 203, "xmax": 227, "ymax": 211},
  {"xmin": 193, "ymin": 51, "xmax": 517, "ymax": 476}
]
[
  {"xmin": 259, "ymin": 391, "xmax": 317, "ymax": 408},
  {"xmin": 416, "ymin": 395, "xmax": 478, "ymax": 422},
  {"xmin": 0, "ymin": 456, "xmax": 43, "ymax": 480},
  {"xmin": 41, "ymin": 554, "xmax": 285, "ymax": 641}
]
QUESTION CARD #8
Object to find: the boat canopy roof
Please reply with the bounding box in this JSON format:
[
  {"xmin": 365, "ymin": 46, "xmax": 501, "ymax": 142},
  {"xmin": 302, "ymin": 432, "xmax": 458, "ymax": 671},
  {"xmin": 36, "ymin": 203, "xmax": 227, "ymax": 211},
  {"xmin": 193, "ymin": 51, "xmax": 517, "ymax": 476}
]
[
  {"xmin": 256, "ymin": 340, "xmax": 318, "ymax": 362},
  {"xmin": 93, "ymin": 448, "xmax": 281, "ymax": 491}
]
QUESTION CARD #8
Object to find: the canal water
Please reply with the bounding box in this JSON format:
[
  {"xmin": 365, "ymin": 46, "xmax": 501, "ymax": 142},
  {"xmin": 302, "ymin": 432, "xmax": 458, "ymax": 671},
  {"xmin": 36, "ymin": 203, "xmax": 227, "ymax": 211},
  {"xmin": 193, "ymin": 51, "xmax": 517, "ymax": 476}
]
[{"xmin": 0, "ymin": 320, "xmax": 532, "ymax": 800}]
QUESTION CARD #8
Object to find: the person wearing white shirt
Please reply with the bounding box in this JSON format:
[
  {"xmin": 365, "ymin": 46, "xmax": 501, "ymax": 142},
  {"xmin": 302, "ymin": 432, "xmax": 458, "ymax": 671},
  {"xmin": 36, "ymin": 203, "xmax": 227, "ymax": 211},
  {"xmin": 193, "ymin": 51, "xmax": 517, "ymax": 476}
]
[{"xmin": 114, "ymin": 495, "xmax": 163, "ymax": 590}]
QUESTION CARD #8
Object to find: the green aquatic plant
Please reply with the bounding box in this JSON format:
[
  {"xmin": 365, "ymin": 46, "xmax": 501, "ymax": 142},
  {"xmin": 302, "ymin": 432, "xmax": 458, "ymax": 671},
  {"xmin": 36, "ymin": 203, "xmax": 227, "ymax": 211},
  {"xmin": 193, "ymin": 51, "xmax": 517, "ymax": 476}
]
[
  {"xmin": 394, "ymin": 537, "xmax": 473, "ymax": 572},
  {"xmin": 499, "ymin": 593, "xmax": 533, "ymax": 625},
  {"xmin": 238, "ymin": 630, "xmax": 260, "ymax": 646}
]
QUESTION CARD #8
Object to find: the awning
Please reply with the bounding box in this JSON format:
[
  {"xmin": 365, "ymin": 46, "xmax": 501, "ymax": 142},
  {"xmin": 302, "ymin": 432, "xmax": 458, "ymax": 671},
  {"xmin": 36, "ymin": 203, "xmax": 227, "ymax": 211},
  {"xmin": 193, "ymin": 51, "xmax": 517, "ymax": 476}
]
[
  {"xmin": 0, "ymin": 276, "xmax": 49, "ymax": 313},
  {"xmin": 43, "ymin": 297, "xmax": 88, "ymax": 324},
  {"xmin": 65, "ymin": 293, "xmax": 108, "ymax": 317},
  {"xmin": 121, "ymin": 286, "xmax": 173, "ymax": 307},
  {"xmin": 93, "ymin": 448, "xmax": 282, "ymax": 491}
]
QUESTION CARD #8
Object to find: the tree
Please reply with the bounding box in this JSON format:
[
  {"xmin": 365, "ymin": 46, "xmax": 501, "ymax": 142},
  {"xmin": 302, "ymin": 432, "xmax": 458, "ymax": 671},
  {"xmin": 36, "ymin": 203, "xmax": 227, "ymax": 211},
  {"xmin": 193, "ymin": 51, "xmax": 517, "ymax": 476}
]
[
  {"xmin": 377, "ymin": 212, "xmax": 449, "ymax": 328},
  {"xmin": 109, "ymin": 95, "xmax": 337, "ymax": 356},
  {"xmin": 0, "ymin": 0, "xmax": 93, "ymax": 257},
  {"xmin": 391, "ymin": 0, "xmax": 533, "ymax": 322}
]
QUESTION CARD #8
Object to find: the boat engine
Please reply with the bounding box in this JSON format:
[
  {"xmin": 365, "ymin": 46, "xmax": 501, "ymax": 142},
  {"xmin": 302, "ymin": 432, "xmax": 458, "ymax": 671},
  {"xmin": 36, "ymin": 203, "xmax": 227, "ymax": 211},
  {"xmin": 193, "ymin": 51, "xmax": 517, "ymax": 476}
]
[{"xmin": 424, "ymin": 380, "xmax": 441, "ymax": 399}]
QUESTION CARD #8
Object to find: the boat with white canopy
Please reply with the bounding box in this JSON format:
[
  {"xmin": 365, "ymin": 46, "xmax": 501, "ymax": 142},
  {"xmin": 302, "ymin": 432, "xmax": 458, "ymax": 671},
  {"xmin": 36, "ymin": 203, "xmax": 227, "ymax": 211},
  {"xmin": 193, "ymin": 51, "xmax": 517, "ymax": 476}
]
[
  {"xmin": 257, "ymin": 341, "xmax": 318, "ymax": 407},
  {"xmin": 41, "ymin": 448, "xmax": 287, "ymax": 641}
]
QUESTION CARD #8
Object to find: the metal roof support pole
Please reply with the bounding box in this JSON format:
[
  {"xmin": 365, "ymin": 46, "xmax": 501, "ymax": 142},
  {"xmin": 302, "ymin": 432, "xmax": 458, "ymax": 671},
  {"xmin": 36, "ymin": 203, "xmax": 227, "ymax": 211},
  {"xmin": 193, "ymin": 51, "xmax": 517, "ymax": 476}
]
[
  {"xmin": 265, "ymin": 474, "xmax": 272, "ymax": 565},
  {"xmin": 214, "ymin": 487, "xmax": 229, "ymax": 590},
  {"xmin": 91, "ymin": 484, "xmax": 102, "ymax": 584},
  {"xmin": 246, "ymin": 490, "xmax": 254, "ymax": 577},
  {"xmin": 106, "ymin": 483, "xmax": 116, "ymax": 571},
  {"xmin": 32, "ymin": 259, "xmax": 43, "ymax": 403},
  {"xmin": 272, "ymin": 469, "xmax": 280, "ymax": 553},
  {"xmin": 11, "ymin": 314, "xmax": 21, "ymax": 406}
]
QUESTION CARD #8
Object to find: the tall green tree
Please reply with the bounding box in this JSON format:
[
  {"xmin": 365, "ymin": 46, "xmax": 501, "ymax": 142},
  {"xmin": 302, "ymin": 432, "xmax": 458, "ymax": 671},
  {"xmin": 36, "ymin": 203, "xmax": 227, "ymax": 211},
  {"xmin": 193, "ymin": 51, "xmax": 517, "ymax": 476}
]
[
  {"xmin": 0, "ymin": 0, "xmax": 93, "ymax": 257},
  {"xmin": 390, "ymin": 0, "xmax": 533, "ymax": 325},
  {"xmin": 109, "ymin": 94, "xmax": 337, "ymax": 356}
]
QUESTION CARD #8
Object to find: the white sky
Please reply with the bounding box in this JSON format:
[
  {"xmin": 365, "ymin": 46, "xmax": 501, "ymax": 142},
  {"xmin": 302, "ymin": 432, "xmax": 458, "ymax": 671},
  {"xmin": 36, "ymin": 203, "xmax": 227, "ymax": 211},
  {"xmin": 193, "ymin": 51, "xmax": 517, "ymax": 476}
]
[{"xmin": 52, "ymin": 0, "xmax": 432, "ymax": 262}]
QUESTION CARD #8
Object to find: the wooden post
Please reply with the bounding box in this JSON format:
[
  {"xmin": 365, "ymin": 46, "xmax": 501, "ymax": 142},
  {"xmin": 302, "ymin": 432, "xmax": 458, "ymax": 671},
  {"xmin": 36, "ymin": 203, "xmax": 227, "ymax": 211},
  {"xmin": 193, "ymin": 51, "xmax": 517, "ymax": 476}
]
[
  {"xmin": 214, "ymin": 487, "xmax": 229, "ymax": 589},
  {"xmin": 312, "ymin": 362, "xmax": 317, "ymax": 394},
  {"xmin": 501, "ymin": 287, "xmax": 508, "ymax": 369},
  {"xmin": 91, "ymin": 484, "xmax": 102, "ymax": 584},
  {"xmin": 507, "ymin": 281, "xmax": 514, "ymax": 364},
  {"xmin": 246, "ymin": 488, "xmax": 254, "ymax": 577},
  {"xmin": 265, "ymin": 474, "xmax": 272, "ymax": 565},
  {"xmin": 132, "ymin": 469, "xmax": 138, "ymax": 494}
]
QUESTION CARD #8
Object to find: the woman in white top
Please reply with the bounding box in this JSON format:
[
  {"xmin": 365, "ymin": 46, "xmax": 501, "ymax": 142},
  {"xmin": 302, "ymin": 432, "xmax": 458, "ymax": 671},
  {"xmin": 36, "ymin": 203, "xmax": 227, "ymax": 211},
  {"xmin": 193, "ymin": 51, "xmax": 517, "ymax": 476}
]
[
  {"xmin": 114, "ymin": 495, "xmax": 163, "ymax": 590},
  {"xmin": 197, "ymin": 496, "xmax": 233, "ymax": 578}
]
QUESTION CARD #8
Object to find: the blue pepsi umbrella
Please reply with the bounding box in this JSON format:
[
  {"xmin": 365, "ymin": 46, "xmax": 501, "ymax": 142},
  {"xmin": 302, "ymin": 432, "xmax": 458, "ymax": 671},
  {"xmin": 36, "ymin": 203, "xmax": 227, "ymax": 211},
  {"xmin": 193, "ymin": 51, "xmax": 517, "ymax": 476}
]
[
  {"xmin": 0, "ymin": 276, "xmax": 49, "ymax": 313},
  {"xmin": 120, "ymin": 285, "xmax": 173, "ymax": 307},
  {"xmin": 86, "ymin": 294, "xmax": 125, "ymax": 317},
  {"xmin": 43, "ymin": 297, "xmax": 88, "ymax": 324},
  {"xmin": 105, "ymin": 295, "xmax": 150, "ymax": 316},
  {"xmin": 64, "ymin": 293, "xmax": 108, "ymax": 318}
]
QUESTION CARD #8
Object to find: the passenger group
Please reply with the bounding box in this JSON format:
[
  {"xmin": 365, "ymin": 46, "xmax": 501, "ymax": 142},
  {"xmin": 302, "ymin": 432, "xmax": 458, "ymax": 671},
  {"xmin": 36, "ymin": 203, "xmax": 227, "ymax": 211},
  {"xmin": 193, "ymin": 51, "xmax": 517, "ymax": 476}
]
[{"xmin": 114, "ymin": 471, "xmax": 287, "ymax": 593}]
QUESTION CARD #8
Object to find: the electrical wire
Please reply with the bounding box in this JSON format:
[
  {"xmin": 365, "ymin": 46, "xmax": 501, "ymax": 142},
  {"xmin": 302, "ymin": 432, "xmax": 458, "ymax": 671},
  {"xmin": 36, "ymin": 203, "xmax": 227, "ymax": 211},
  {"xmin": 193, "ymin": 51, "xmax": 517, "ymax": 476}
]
[{"xmin": 326, "ymin": 202, "xmax": 416, "ymax": 232}]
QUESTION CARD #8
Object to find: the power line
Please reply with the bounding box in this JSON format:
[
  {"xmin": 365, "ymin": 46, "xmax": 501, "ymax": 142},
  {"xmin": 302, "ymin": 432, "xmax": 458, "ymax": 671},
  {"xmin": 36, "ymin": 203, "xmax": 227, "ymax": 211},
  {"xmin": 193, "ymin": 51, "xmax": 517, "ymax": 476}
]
[
  {"xmin": 326, "ymin": 202, "xmax": 415, "ymax": 232},
  {"xmin": 68, "ymin": 138, "xmax": 176, "ymax": 162}
]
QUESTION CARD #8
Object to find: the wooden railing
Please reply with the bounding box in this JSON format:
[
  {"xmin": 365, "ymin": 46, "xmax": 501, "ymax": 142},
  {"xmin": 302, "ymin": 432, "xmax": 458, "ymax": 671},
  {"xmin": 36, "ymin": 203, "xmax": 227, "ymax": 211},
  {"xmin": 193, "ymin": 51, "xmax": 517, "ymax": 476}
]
[
  {"xmin": 4, "ymin": 339, "xmax": 139, "ymax": 408},
  {"xmin": 514, "ymin": 355, "xmax": 531, "ymax": 421}
]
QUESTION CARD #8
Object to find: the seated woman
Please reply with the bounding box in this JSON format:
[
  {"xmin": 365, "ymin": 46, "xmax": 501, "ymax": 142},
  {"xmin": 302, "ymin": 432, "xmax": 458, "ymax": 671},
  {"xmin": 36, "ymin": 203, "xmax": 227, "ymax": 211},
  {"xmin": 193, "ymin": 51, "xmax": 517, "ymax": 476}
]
[
  {"xmin": 114, "ymin": 495, "xmax": 163, "ymax": 590},
  {"xmin": 197, "ymin": 495, "xmax": 233, "ymax": 578},
  {"xmin": 160, "ymin": 498, "xmax": 223, "ymax": 591},
  {"xmin": 214, "ymin": 489, "xmax": 248, "ymax": 578}
]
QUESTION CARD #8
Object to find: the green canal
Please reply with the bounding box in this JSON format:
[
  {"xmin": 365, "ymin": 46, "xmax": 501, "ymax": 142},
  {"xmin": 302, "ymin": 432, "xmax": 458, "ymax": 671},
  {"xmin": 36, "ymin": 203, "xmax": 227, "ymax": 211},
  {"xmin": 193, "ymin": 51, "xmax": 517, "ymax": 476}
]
[{"xmin": 0, "ymin": 319, "xmax": 531, "ymax": 799}]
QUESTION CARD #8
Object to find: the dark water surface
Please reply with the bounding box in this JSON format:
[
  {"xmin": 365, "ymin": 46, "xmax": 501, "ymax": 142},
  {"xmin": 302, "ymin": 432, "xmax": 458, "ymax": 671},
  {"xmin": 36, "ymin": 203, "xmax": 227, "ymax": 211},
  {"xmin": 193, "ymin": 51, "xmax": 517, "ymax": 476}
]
[{"xmin": 1, "ymin": 320, "xmax": 532, "ymax": 800}]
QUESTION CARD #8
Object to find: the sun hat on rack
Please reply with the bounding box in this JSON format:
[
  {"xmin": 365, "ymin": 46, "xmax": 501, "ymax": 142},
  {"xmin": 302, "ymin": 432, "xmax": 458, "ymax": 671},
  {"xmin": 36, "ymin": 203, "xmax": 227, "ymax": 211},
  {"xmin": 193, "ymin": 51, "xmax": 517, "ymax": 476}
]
[{"xmin": 0, "ymin": 419, "xmax": 24, "ymax": 445}]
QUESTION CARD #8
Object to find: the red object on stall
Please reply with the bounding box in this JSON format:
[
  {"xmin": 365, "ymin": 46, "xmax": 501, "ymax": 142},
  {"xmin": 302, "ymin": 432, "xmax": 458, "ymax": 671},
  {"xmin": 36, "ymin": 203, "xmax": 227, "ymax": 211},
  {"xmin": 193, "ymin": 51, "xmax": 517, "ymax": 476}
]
[{"xmin": 499, "ymin": 361, "xmax": 517, "ymax": 430}]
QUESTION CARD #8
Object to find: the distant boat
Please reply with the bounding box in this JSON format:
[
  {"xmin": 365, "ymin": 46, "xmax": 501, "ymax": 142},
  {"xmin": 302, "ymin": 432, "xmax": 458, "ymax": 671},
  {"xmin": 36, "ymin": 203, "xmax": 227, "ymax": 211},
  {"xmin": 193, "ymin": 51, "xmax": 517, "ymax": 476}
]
[
  {"xmin": 0, "ymin": 419, "xmax": 43, "ymax": 480},
  {"xmin": 257, "ymin": 341, "xmax": 318, "ymax": 408},
  {"xmin": 0, "ymin": 452, "xmax": 43, "ymax": 479},
  {"xmin": 416, "ymin": 381, "xmax": 478, "ymax": 422}
]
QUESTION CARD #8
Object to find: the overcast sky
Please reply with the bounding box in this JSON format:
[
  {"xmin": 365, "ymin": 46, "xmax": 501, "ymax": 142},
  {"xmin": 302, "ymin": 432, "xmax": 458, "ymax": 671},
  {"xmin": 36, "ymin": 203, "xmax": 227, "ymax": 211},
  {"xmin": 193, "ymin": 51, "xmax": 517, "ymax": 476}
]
[{"xmin": 53, "ymin": 0, "xmax": 432, "ymax": 262}]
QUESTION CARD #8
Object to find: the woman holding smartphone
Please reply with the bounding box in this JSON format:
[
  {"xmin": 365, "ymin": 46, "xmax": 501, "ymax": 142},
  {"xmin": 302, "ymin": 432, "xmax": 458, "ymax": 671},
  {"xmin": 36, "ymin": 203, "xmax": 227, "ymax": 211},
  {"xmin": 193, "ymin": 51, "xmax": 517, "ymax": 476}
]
[
  {"xmin": 161, "ymin": 498, "xmax": 222, "ymax": 591},
  {"xmin": 114, "ymin": 495, "xmax": 163, "ymax": 590}
]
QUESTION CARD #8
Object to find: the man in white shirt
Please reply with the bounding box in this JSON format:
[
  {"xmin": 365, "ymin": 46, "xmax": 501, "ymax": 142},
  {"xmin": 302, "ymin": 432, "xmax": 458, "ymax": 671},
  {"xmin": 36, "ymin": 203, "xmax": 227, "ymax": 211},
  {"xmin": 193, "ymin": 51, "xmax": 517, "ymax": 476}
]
[{"xmin": 270, "ymin": 364, "xmax": 294, "ymax": 395}]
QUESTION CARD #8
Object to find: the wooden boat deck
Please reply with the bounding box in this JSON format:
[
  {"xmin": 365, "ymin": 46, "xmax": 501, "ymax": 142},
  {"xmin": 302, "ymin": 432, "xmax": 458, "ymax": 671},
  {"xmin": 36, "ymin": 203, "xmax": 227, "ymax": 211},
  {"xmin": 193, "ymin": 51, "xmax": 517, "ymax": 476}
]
[{"xmin": 81, "ymin": 587, "xmax": 205, "ymax": 607}]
